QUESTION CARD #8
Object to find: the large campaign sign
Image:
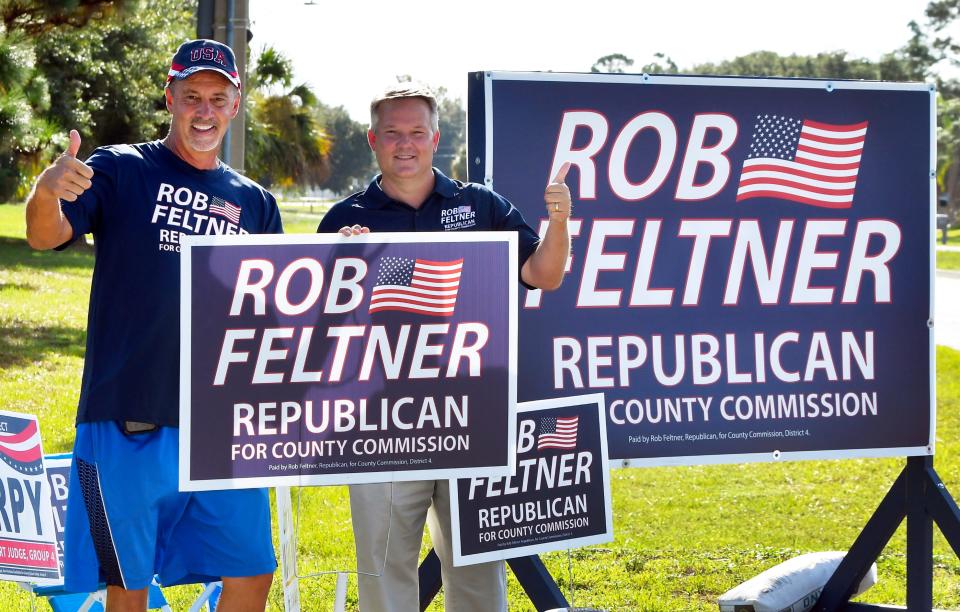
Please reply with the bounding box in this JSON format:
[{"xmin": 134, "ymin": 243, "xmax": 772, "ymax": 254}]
[
  {"xmin": 0, "ymin": 412, "xmax": 59, "ymax": 584},
  {"xmin": 468, "ymin": 72, "xmax": 934, "ymax": 465},
  {"xmin": 450, "ymin": 394, "xmax": 613, "ymax": 565},
  {"xmin": 180, "ymin": 233, "xmax": 518, "ymax": 490}
]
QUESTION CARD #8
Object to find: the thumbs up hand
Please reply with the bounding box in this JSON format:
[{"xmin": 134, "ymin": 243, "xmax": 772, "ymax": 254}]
[
  {"xmin": 66, "ymin": 129, "xmax": 81, "ymax": 158},
  {"xmin": 37, "ymin": 130, "xmax": 94, "ymax": 202},
  {"xmin": 544, "ymin": 161, "xmax": 572, "ymax": 222}
]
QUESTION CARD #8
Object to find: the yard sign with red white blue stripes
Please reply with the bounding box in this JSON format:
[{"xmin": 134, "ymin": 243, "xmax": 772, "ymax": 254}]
[{"xmin": 0, "ymin": 411, "xmax": 59, "ymax": 584}]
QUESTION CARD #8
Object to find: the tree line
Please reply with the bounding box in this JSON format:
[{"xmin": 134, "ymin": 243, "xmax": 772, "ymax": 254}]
[
  {"xmin": 591, "ymin": 0, "xmax": 960, "ymax": 220},
  {"xmin": 1, "ymin": 0, "xmax": 958, "ymax": 213}
]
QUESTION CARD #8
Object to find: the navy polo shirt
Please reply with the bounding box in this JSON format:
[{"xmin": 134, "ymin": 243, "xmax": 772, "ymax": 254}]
[{"xmin": 318, "ymin": 169, "xmax": 541, "ymax": 281}]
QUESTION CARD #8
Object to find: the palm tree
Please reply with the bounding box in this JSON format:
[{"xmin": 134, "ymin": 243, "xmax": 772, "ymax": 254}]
[{"xmin": 244, "ymin": 46, "xmax": 330, "ymax": 192}]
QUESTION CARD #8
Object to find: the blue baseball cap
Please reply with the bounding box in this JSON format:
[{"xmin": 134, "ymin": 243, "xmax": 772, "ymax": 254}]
[{"xmin": 166, "ymin": 39, "xmax": 241, "ymax": 91}]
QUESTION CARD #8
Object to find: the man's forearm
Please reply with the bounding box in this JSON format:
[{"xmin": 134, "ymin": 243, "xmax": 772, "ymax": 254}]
[
  {"xmin": 25, "ymin": 186, "xmax": 73, "ymax": 250},
  {"xmin": 521, "ymin": 219, "xmax": 570, "ymax": 290}
]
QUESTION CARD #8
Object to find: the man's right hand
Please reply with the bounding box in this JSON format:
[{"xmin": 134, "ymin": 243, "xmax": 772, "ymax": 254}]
[
  {"xmin": 25, "ymin": 129, "xmax": 86, "ymax": 249},
  {"xmin": 36, "ymin": 130, "xmax": 94, "ymax": 202}
]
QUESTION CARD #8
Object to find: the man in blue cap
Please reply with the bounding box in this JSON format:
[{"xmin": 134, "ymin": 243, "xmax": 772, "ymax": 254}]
[{"xmin": 25, "ymin": 39, "xmax": 279, "ymax": 611}]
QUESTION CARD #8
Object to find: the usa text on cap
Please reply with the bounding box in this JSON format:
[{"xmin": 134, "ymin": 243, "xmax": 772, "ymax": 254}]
[{"xmin": 166, "ymin": 39, "xmax": 241, "ymax": 90}]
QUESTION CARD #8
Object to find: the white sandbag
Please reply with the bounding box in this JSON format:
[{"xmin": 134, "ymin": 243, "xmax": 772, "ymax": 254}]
[{"xmin": 717, "ymin": 551, "xmax": 877, "ymax": 612}]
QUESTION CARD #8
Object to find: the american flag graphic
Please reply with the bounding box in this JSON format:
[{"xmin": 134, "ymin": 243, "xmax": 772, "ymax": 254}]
[
  {"xmin": 455, "ymin": 205, "xmax": 471, "ymax": 214},
  {"xmin": 369, "ymin": 257, "xmax": 463, "ymax": 316},
  {"xmin": 209, "ymin": 195, "xmax": 241, "ymax": 223},
  {"xmin": 736, "ymin": 115, "xmax": 868, "ymax": 208},
  {"xmin": 0, "ymin": 416, "xmax": 43, "ymax": 475},
  {"xmin": 537, "ymin": 416, "xmax": 579, "ymax": 450}
]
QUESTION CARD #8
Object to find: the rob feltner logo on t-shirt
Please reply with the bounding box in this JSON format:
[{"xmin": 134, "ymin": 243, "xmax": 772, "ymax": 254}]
[
  {"xmin": 440, "ymin": 204, "xmax": 476, "ymax": 230},
  {"xmin": 151, "ymin": 183, "xmax": 248, "ymax": 252}
]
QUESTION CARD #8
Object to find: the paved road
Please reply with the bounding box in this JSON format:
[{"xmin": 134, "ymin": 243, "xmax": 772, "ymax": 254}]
[{"xmin": 936, "ymin": 269, "xmax": 960, "ymax": 351}]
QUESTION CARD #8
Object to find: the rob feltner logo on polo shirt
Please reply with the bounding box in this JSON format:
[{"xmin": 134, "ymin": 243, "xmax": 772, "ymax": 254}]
[{"xmin": 440, "ymin": 204, "xmax": 476, "ymax": 230}]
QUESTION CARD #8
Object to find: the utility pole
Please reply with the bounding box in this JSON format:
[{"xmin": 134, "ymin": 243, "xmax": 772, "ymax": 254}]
[{"xmin": 196, "ymin": 0, "xmax": 249, "ymax": 173}]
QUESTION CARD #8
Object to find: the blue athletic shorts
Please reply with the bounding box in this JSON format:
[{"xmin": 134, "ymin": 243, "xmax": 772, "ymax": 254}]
[{"xmin": 63, "ymin": 422, "xmax": 276, "ymax": 592}]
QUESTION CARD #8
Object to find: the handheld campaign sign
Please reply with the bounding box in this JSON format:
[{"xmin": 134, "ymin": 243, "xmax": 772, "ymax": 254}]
[
  {"xmin": 0, "ymin": 412, "xmax": 59, "ymax": 584},
  {"xmin": 180, "ymin": 233, "xmax": 518, "ymax": 490},
  {"xmin": 469, "ymin": 71, "xmax": 935, "ymax": 466},
  {"xmin": 450, "ymin": 394, "xmax": 613, "ymax": 566}
]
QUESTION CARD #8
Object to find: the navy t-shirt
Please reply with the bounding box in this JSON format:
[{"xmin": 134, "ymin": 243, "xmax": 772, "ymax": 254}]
[
  {"xmin": 60, "ymin": 141, "xmax": 283, "ymax": 426},
  {"xmin": 318, "ymin": 170, "xmax": 541, "ymax": 285}
]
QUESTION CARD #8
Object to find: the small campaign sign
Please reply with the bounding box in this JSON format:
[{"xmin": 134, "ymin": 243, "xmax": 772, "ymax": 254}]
[
  {"xmin": 0, "ymin": 411, "xmax": 59, "ymax": 584},
  {"xmin": 180, "ymin": 232, "xmax": 518, "ymax": 490},
  {"xmin": 450, "ymin": 394, "xmax": 612, "ymax": 566}
]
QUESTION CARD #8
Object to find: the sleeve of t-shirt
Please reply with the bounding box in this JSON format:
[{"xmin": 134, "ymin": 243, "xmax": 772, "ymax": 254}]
[
  {"xmin": 316, "ymin": 201, "xmax": 350, "ymax": 233},
  {"xmin": 261, "ymin": 190, "xmax": 284, "ymax": 235},
  {"xmin": 485, "ymin": 187, "xmax": 541, "ymax": 287},
  {"xmin": 316, "ymin": 208, "xmax": 338, "ymax": 233},
  {"xmin": 57, "ymin": 147, "xmax": 118, "ymax": 248}
]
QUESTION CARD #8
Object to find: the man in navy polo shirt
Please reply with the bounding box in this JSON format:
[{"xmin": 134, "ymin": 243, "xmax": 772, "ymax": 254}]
[
  {"xmin": 318, "ymin": 84, "xmax": 572, "ymax": 612},
  {"xmin": 25, "ymin": 40, "xmax": 278, "ymax": 611}
]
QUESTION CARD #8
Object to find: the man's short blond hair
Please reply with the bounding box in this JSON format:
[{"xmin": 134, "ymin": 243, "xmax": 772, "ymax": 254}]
[{"xmin": 370, "ymin": 85, "xmax": 439, "ymax": 132}]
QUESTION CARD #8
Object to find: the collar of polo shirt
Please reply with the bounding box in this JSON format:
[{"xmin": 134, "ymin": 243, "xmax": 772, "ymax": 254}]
[{"xmin": 364, "ymin": 168, "xmax": 459, "ymax": 208}]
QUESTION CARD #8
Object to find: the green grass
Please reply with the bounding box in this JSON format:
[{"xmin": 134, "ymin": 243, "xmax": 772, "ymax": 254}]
[
  {"xmin": 279, "ymin": 201, "xmax": 330, "ymax": 235},
  {"xmin": 939, "ymin": 249, "xmax": 960, "ymax": 271},
  {"xmin": 934, "ymin": 221, "xmax": 959, "ymax": 270},
  {"xmin": 2, "ymin": 202, "xmax": 960, "ymax": 609},
  {"xmin": 935, "ymin": 225, "xmax": 960, "ymax": 247},
  {"xmin": 0, "ymin": 205, "xmax": 91, "ymax": 454}
]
